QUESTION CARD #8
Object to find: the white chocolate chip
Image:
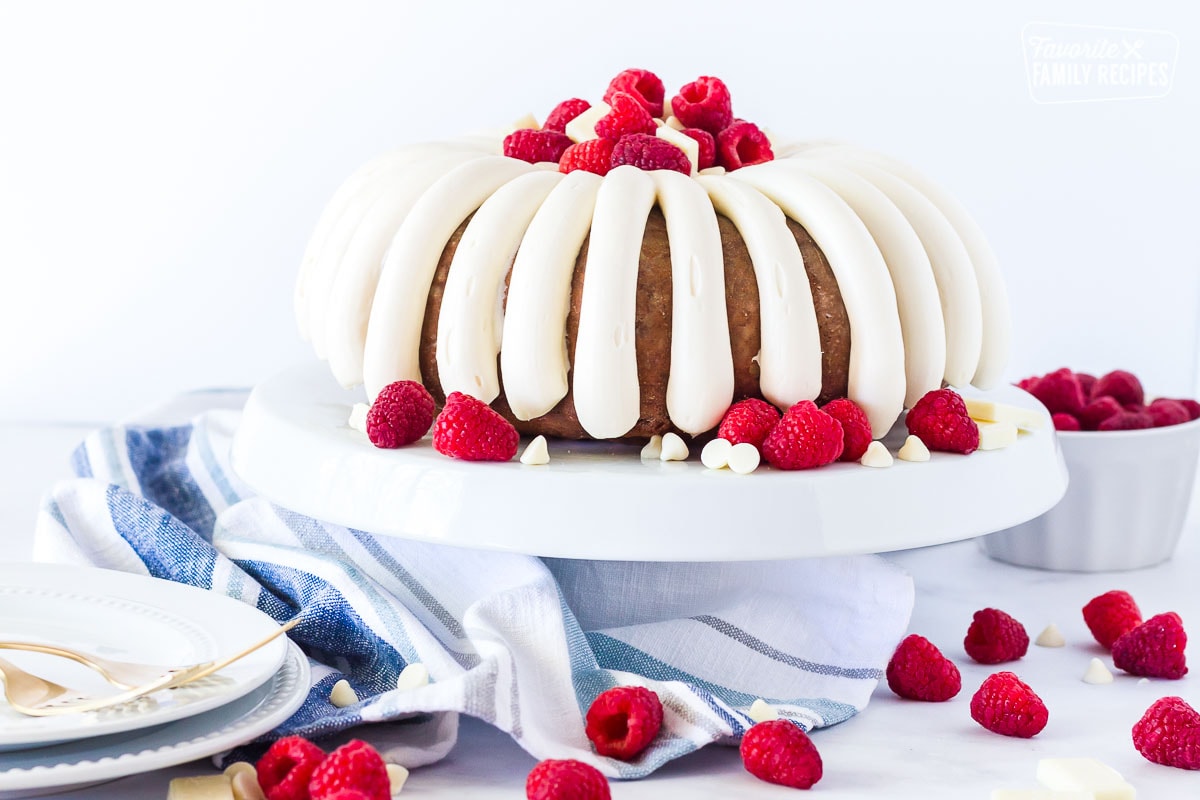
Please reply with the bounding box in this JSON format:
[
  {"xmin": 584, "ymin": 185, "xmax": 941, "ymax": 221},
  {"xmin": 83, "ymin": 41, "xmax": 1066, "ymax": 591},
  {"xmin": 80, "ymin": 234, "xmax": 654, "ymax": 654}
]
[
  {"xmin": 727, "ymin": 442, "xmax": 761, "ymax": 474},
  {"xmin": 659, "ymin": 432, "xmax": 689, "ymax": 462},
  {"xmin": 329, "ymin": 679, "xmax": 359, "ymax": 707},
  {"xmin": 507, "ymin": 113, "xmax": 540, "ymax": 134},
  {"xmin": 700, "ymin": 438, "xmax": 732, "ymax": 470},
  {"xmin": 387, "ymin": 763, "xmax": 410, "ymax": 795},
  {"xmin": 977, "ymin": 420, "xmax": 1019, "ymax": 451},
  {"xmin": 348, "ymin": 403, "xmax": 370, "ymax": 434},
  {"xmin": 222, "ymin": 763, "xmax": 256, "ymax": 783},
  {"xmin": 1082, "ymin": 658, "xmax": 1114, "ymax": 685},
  {"xmin": 655, "ymin": 125, "xmax": 699, "ymax": 174},
  {"xmin": 1035, "ymin": 623, "xmax": 1066, "ymax": 648},
  {"xmin": 966, "ymin": 398, "xmax": 1045, "ymax": 430},
  {"xmin": 698, "ymin": 166, "xmax": 726, "ymax": 176},
  {"xmin": 167, "ymin": 775, "xmax": 234, "ymax": 800},
  {"xmin": 1137, "ymin": 678, "xmax": 1150, "ymax": 686},
  {"xmin": 396, "ymin": 662, "xmax": 430, "ymax": 691},
  {"xmin": 664, "ymin": 115, "xmax": 685, "ymax": 131},
  {"xmin": 860, "ymin": 440, "xmax": 893, "ymax": 468},
  {"xmin": 1036, "ymin": 758, "xmax": 1134, "ymax": 799},
  {"xmin": 747, "ymin": 698, "xmax": 779, "ymax": 723},
  {"xmin": 897, "ymin": 435, "xmax": 930, "ymax": 462},
  {"xmin": 520, "ymin": 435, "xmax": 550, "ymax": 465},
  {"xmin": 640, "ymin": 434, "xmax": 663, "ymax": 460},
  {"xmin": 231, "ymin": 770, "xmax": 267, "ymax": 800},
  {"xmin": 565, "ymin": 101, "xmax": 611, "ymax": 143}
]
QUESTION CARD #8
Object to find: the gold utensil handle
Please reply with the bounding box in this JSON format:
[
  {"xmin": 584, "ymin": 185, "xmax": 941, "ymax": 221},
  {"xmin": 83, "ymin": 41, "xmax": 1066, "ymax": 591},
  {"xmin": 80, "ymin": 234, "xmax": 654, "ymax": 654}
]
[{"xmin": 166, "ymin": 616, "xmax": 301, "ymax": 687}]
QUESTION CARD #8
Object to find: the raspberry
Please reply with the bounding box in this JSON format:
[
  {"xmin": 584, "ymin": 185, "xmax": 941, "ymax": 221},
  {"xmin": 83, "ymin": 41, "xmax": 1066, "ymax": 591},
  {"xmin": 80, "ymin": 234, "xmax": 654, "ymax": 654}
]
[
  {"xmin": 717, "ymin": 121, "xmax": 774, "ymax": 171},
  {"xmin": 1015, "ymin": 375, "xmax": 1041, "ymax": 393},
  {"xmin": 886, "ymin": 634, "xmax": 961, "ymax": 702},
  {"xmin": 1029, "ymin": 367, "xmax": 1087, "ymax": 416},
  {"xmin": 1077, "ymin": 396, "xmax": 1124, "ymax": 430},
  {"xmin": 1052, "ymin": 413, "xmax": 1081, "ymax": 431},
  {"xmin": 559, "ymin": 138, "xmax": 615, "ymax": 176},
  {"xmin": 1112, "ymin": 612, "xmax": 1189, "ymax": 679},
  {"xmin": 503, "ymin": 128, "xmax": 572, "ymax": 164},
  {"xmin": 602, "ymin": 68, "xmax": 665, "ymax": 118},
  {"xmin": 970, "ymin": 672, "xmax": 1048, "ymax": 738},
  {"xmin": 307, "ymin": 740, "xmax": 389, "ymax": 800},
  {"xmin": 761, "ymin": 400, "xmax": 844, "ymax": 470},
  {"xmin": 585, "ymin": 686, "xmax": 663, "ymax": 760},
  {"xmin": 366, "ymin": 380, "xmax": 434, "ymax": 449},
  {"xmin": 1149, "ymin": 398, "xmax": 1191, "ymax": 427},
  {"xmin": 525, "ymin": 759, "xmax": 610, "ymax": 800},
  {"xmin": 821, "ymin": 398, "xmax": 872, "ymax": 462},
  {"xmin": 1132, "ymin": 696, "xmax": 1200, "ymax": 770},
  {"xmin": 1176, "ymin": 398, "xmax": 1200, "ymax": 421},
  {"xmin": 1098, "ymin": 410, "xmax": 1154, "ymax": 431},
  {"xmin": 904, "ymin": 388, "xmax": 980, "ymax": 455},
  {"xmin": 670, "ymin": 76, "xmax": 734, "ymax": 134},
  {"xmin": 432, "ymin": 392, "xmax": 519, "ymax": 462},
  {"xmin": 718, "ymin": 398, "xmax": 781, "ymax": 448},
  {"xmin": 1082, "ymin": 590, "xmax": 1143, "ymax": 650},
  {"xmin": 739, "ymin": 720, "xmax": 823, "ymax": 790},
  {"xmin": 594, "ymin": 92, "xmax": 656, "ymax": 141},
  {"xmin": 1092, "ymin": 369, "xmax": 1144, "ymax": 407},
  {"xmin": 257, "ymin": 735, "xmax": 325, "ymax": 800},
  {"xmin": 609, "ymin": 133, "xmax": 690, "ymax": 175},
  {"xmin": 679, "ymin": 127, "xmax": 716, "ymax": 170},
  {"xmin": 321, "ymin": 793, "xmax": 369, "ymax": 800},
  {"xmin": 542, "ymin": 98, "xmax": 591, "ymax": 133},
  {"xmin": 964, "ymin": 608, "xmax": 1029, "ymax": 664}
]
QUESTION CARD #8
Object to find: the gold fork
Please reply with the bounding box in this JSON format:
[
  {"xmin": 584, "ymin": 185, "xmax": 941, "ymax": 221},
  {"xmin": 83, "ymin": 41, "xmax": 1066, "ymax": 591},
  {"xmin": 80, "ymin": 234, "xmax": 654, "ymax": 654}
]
[{"xmin": 0, "ymin": 656, "xmax": 87, "ymax": 712}]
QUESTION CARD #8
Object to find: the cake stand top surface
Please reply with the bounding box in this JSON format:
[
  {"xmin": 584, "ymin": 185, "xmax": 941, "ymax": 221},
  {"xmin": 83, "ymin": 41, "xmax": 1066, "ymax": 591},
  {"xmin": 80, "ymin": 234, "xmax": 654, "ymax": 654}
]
[{"xmin": 230, "ymin": 364, "xmax": 1067, "ymax": 562}]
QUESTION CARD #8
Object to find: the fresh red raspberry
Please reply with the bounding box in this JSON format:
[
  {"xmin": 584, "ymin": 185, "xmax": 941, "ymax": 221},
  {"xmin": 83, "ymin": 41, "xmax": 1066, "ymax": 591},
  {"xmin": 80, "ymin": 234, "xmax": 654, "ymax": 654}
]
[
  {"xmin": 740, "ymin": 720, "xmax": 823, "ymax": 790},
  {"xmin": 594, "ymin": 92, "xmax": 656, "ymax": 141},
  {"xmin": 1077, "ymin": 396, "xmax": 1124, "ymax": 431},
  {"xmin": 321, "ymin": 793, "xmax": 370, "ymax": 800},
  {"xmin": 1098, "ymin": 410, "xmax": 1154, "ymax": 431},
  {"xmin": 585, "ymin": 686, "xmax": 663, "ymax": 760},
  {"xmin": 680, "ymin": 128, "xmax": 716, "ymax": 170},
  {"xmin": 1029, "ymin": 367, "xmax": 1087, "ymax": 416},
  {"xmin": 432, "ymin": 392, "xmax": 519, "ymax": 462},
  {"xmin": 1132, "ymin": 696, "xmax": 1200, "ymax": 770},
  {"xmin": 307, "ymin": 740, "xmax": 389, "ymax": 800},
  {"xmin": 716, "ymin": 121, "xmax": 774, "ymax": 171},
  {"xmin": 761, "ymin": 400, "xmax": 844, "ymax": 470},
  {"xmin": 1076, "ymin": 371, "xmax": 1098, "ymax": 398},
  {"xmin": 1176, "ymin": 398, "xmax": 1200, "ymax": 421},
  {"xmin": 525, "ymin": 759, "xmax": 610, "ymax": 800},
  {"xmin": 904, "ymin": 388, "xmax": 980, "ymax": 455},
  {"xmin": 366, "ymin": 380, "xmax": 434, "ymax": 449},
  {"xmin": 1092, "ymin": 369, "xmax": 1144, "ymax": 406},
  {"xmin": 970, "ymin": 672, "xmax": 1048, "ymax": 738},
  {"xmin": 718, "ymin": 398, "xmax": 781, "ymax": 448},
  {"xmin": 504, "ymin": 128, "xmax": 573, "ymax": 164},
  {"xmin": 609, "ymin": 133, "xmax": 690, "ymax": 175},
  {"xmin": 1052, "ymin": 413, "xmax": 1081, "ymax": 431},
  {"xmin": 670, "ymin": 76, "xmax": 734, "ymax": 133},
  {"xmin": 602, "ymin": 68, "xmax": 665, "ymax": 118},
  {"xmin": 821, "ymin": 398, "xmax": 872, "ymax": 462},
  {"xmin": 257, "ymin": 735, "xmax": 326, "ymax": 800},
  {"xmin": 1112, "ymin": 612, "xmax": 1189, "ymax": 679},
  {"xmin": 886, "ymin": 634, "xmax": 961, "ymax": 702},
  {"xmin": 559, "ymin": 138, "xmax": 615, "ymax": 176},
  {"xmin": 543, "ymin": 98, "xmax": 591, "ymax": 133},
  {"xmin": 1149, "ymin": 398, "xmax": 1191, "ymax": 427},
  {"xmin": 964, "ymin": 608, "xmax": 1029, "ymax": 664},
  {"xmin": 1015, "ymin": 375, "xmax": 1041, "ymax": 393},
  {"xmin": 1082, "ymin": 590, "xmax": 1143, "ymax": 650}
]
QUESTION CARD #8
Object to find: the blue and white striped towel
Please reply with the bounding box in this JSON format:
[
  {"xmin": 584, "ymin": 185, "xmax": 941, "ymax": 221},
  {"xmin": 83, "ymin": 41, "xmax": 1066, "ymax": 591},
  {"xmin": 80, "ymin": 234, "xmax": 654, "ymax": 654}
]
[{"xmin": 34, "ymin": 389, "xmax": 914, "ymax": 777}]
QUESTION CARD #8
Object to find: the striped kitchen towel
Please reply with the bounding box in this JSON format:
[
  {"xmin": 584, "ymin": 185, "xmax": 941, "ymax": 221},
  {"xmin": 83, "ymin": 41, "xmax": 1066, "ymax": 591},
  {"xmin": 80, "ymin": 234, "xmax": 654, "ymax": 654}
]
[{"xmin": 34, "ymin": 389, "xmax": 914, "ymax": 777}]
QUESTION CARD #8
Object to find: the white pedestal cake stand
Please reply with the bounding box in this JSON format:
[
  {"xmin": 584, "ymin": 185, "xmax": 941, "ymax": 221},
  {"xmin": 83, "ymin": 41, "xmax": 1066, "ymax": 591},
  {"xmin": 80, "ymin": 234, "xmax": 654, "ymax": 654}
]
[{"xmin": 231, "ymin": 364, "xmax": 1067, "ymax": 561}]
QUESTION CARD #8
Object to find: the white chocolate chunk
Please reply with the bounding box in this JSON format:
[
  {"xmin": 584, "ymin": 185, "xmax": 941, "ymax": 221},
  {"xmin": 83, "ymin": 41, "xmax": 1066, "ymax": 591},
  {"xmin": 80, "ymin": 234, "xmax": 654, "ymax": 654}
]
[
  {"xmin": 1035, "ymin": 623, "xmax": 1065, "ymax": 648},
  {"xmin": 727, "ymin": 442, "xmax": 761, "ymax": 474},
  {"xmin": 701, "ymin": 438, "xmax": 732, "ymax": 470},
  {"xmin": 698, "ymin": 166, "xmax": 726, "ymax": 176},
  {"xmin": 1037, "ymin": 758, "xmax": 1134, "ymax": 800},
  {"xmin": 507, "ymin": 113, "xmax": 540, "ymax": 134},
  {"xmin": 977, "ymin": 420, "xmax": 1018, "ymax": 451},
  {"xmin": 664, "ymin": 115, "xmax": 685, "ymax": 131},
  {"xmin": 897, "ymin": 435, "xmax": 930, "ymax": 462},
  {"xmin": 660, "ymin": 432, "xmax": 689, "ymax": 462},
  {"xmin": 167, "ymin": 775, "xmax": 234, "ymax": 800},
  {"xmin": 991, "ymin": 791, "xmax": 1094, "ymax": 800},
  {"xmin": 348, "ymin": 402, "xmax": 369, "ymax": 434},
  {"xmin": 565, "ymin": 101, "xmax": 611, "ymax": 143},
  {"xmin": 222, "ymin": 763, "xmax": 256, "ymax": 782},
  {"xmin": 520, "ymin": 435, "xmax": 550, "ymax": 465},
  {"xmin": 231, "ymin": 770, "xmax": 267, "ymax": 800},
  {"xmin": 966, "ymin": 398, "xmax": 1046, "ymax": 431},
  {"xmin": 640, "ymin": 434, "xmax": 663, "ymax": 460},
  {"xmin": 387, "ymin": 763, "xmax": 410, "ymax": 795},
  {"xmin": 860, "ymin": 440, "xmax": 894, "ymax": 468},
  {"xmin": 330, "ymin": 678, "xmax": 359, "ymax": 707},
  {"xmin": 655, "ymin": 125, "xmax": 700, "ymax": 174},
  {"xmin": 748, "ymin": 698, "xmax": 779, "ymax": 723},
  {"xmin": 396, "ymin": 662, "xmax": 430, "ymax": 691},
  {"xmin": 1082, "ymin": 658, "xmax": 1114, "ymax": 685}
]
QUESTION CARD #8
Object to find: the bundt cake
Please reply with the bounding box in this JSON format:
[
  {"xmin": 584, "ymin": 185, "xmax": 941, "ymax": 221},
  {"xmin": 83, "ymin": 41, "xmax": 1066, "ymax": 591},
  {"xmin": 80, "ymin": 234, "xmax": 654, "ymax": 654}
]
[{"xmin": 295, "ymin": 72, "xmax": 1009, "ymax": 441}]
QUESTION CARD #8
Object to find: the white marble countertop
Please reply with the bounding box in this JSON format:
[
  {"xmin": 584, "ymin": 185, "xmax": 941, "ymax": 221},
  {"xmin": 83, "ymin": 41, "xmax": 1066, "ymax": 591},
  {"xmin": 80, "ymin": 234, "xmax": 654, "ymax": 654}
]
[{"xmin": 1, "ymin": 421, "xmax": 1197, "ymax": 798}]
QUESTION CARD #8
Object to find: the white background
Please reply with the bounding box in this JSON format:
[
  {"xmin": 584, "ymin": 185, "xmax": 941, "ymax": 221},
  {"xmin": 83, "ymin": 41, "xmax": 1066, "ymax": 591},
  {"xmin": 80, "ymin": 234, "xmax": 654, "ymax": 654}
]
[{"xmin": 1, "ymin": 0, "xmax": 1197, "ymax": 423}]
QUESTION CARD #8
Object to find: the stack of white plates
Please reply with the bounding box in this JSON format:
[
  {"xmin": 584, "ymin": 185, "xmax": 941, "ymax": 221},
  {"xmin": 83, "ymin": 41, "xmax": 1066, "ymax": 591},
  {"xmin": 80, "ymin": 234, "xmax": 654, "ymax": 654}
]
[{"xmin": 0, "ymin": 563, "xmax": 309, "ymax": 798}]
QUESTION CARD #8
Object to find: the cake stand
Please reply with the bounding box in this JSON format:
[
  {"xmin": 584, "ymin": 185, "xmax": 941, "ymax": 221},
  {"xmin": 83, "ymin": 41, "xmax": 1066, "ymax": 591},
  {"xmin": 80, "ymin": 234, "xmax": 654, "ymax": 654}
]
[{"xmin": 230, "ymin": 363, "xmax": 1067, "ymax": 561}]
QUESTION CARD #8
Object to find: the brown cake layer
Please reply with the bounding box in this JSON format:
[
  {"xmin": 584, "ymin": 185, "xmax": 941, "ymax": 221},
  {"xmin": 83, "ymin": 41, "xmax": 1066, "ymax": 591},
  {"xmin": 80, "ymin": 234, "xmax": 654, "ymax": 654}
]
[{"xmin": 418, "ymin": 208, "xmax": 850, "ymax": 440}]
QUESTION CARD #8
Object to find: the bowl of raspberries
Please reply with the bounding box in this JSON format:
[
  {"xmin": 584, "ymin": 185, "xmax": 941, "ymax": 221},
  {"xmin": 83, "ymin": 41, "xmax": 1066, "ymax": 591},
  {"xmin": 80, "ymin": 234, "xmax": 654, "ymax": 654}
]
[{"xmin": 983, "ymin": 368, "xmax": 1200, "ymax": 572}]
